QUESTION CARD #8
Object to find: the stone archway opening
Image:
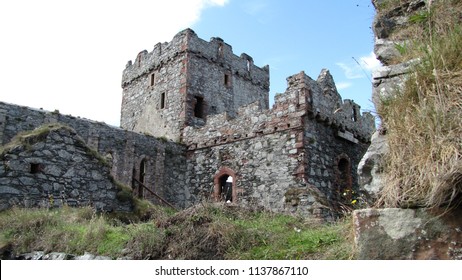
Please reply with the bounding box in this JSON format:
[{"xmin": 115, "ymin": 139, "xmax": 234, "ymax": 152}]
[
  {"xmin": 213, "ymin": 167, "xmax": 237, "ymax": 203},
  {"xmin": 218, "ymin": 175, "xmax": 233, "ymax": 202},
  {"xmin": 336, "ymin": 157, "xmax": 352, "ymax": 202}
]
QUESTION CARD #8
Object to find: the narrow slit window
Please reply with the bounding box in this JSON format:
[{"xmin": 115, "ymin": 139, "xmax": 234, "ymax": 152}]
[
  {"xmin": 150, "ymin": 73, "xmax": 155, "ymax": 86},
  {"xmin": 224, "ymin": 74, "xmax": 231, "ymax": 87},
  {"xmin": 138, "ymin": 159, "xmax": 147, "ymax": 199},
  {"xmin": 352, "ymin": 107, "xmax": 358, "ymax": 122},
  {"xmin": 160, "ymin": 92, "xmax": 166, "ymax": 109}
]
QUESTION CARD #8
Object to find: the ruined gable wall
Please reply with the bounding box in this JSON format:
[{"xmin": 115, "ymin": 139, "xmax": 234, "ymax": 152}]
[
  {"xmin": 0, "ymin": 102, "xmax": 187, "ymax": 208},
  {"xmin": 289, "ymin": 70, "xmax": 375, "ymax": 143}
]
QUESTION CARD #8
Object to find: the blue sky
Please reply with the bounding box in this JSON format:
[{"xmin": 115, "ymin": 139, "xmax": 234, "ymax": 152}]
[
  {"xmin": 0, "ymin": 0, "xmax": 379, "ymax": 126},
  {"xmin": 193, "ymin": 0, "xmax": 380, "ymax": 111}
]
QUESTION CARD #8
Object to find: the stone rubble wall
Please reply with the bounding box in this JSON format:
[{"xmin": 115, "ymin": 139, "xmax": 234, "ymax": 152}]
[
  {"xmin": 0, "ymin": 101, "xmax": 187, "ymax": 209},
  {"xmin": 302, "ymin": 70, "xmax": 375, "ymax": 143},
  {"xmin": 0, "ymin": 125, "xmax": 132, "ymax": 212},
  {"xmin": 120, "ymin": 30, "xmax": 189, "ymax": 141},
  {"xmin": 182, "ymin": 70, "xmax": 374, "ymax": 218},
  {"xmin": 187, "ymin": 31, "xmax": 270, "ymax": 119},
  {"xmin": 303, "ymin": 117, "xmax": 370, "ymax": 206},
  {"xmin": 183, "ymin": 70, "xmax": 374, "ymax": 150},
  {"xmin": 120, "ymin": 29, "xmax": 271, "ymax": 142}
]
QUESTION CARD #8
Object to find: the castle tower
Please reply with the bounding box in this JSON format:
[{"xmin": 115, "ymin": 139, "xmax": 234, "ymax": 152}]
[{"xmin": 120, "ymin": 29, "xmax": 270, "ymax": 142}]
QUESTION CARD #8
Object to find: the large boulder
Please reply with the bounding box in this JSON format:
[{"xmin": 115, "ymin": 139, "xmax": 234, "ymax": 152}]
[{"xmin": 353, "ymin": 208, "xmax": 462, "ymax": 259}]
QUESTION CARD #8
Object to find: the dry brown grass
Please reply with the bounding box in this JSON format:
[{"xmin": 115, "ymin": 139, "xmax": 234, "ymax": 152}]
[{"xmin": 377, "ymin": 0, "xmax": 462, "ymax": 208}]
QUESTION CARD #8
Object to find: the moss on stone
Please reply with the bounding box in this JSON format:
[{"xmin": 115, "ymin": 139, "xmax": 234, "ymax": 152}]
[{"xmin": 0, "ymin": 123, "xmax": 66, "ymax": 156}]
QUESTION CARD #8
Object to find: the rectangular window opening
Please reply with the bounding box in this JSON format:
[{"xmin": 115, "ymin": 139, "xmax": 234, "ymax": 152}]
[
  {"xmin": 194, "ymin": 96, "xmax": 205, "ymax": 119},
  {"xmin": 160, "ymin": 92, "xmax": 166, "ymax": 109},
  {"xmin": 352, "ymin": 107, "xmax": 358, "ymax": 122},
  {"xmin": 150, "ymin": 73, "xmax": 155, "ymax": 86},
  {"xmin": 224, "ymin": 74, "xmax": 230, "ymax": 87},
  {"xmin": 30, "ymin": 163, "xmax": 41, "ymax": 174}
]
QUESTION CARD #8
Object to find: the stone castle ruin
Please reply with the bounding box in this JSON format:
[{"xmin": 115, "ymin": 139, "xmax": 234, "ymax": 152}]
[{"xmin": 0, "ymin": 29, "xmax": 374, "ymax": 220}]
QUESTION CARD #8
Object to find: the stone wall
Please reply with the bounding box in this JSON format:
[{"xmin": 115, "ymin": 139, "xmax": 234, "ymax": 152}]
[
  {"xmin": 120, "ymin": 30, "xmax": 189, "ymax": 141},
  {"xmin": 182, "ymin": 69, "xmax": 374, "ymax": 218},
  {"xmin": 0, "ymin": 101, "xmax": 187, "ymax": 209},
  {"xmin": 0, "ymin": 124, "xmax": 132, "ymax": 211},
  {"xmin": 1, "ymin": 28, "xmax": 375, "ymax": 218},
  {"xmin": 187, "ymin": 33, "xmax": 270, "ymax": 119},
  {"xmin": 120, "ymin": 29, "xmax": 270, "ymax": 142}
]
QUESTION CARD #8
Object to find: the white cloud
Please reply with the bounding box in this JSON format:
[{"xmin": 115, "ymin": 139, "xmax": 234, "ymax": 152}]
[
  {"xmin": 336, "ymin": 63, "xmax": 364, "ymax": 79},
  {"xmin": 207, "ymin": 0, "xmax": 229, "ymax": 6},
  {"xmin": 359, "ymin": 52, "xmax": 382, "ymax": 72},
  {"xmin": 243, "ymin": 0, "xmax": 268, "ymax": 15},
  {"xmin": 336, "ymin": 52, "xmax": 381, "ymax": 80},
  {"xmin": 0, "ymin": 0, "xmax": 229, "ymax": 126},
  {"xmin": 336, "ymin": 82, "xmax": 353, "ymax": 90}
]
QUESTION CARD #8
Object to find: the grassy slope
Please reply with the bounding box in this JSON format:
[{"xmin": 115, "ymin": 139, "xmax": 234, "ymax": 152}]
[{"xmin": 0, "ymin": 204, "xmax": 354, "ymax": 260}]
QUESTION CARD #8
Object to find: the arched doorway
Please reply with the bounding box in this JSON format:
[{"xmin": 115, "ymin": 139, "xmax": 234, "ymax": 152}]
[
  {"xmin": 218, "ymin": 175, "xmax": 233, "ymax": 202},
  {"xmin": 213, "ymin": 167, "xmax": 237, "ymax": 203},
  {"xmin": 335, "ymin": 156, "xmax": 353, "ymax": 202}
]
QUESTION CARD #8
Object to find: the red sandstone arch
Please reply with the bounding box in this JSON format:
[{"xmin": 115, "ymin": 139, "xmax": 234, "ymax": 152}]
[{"xmin": 213, "ymin": 167, "xmax": 237, "ymax": 202}]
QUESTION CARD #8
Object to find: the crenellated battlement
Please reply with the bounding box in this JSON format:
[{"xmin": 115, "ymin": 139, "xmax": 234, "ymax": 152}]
[
  {"xmin": 120, "ymin": 29, "xmax": 271, "ymax": 141},
  {"xmin": 121, "ymin": 29, "xmax": 190, "ymax": 87},
  {"xmin": 182, "ymin": 69, "xmax": 374, "ymax": 150},
  {"xmin": 122, "ymin": 29, "xmax": 269, "ymax": 91},
  {"xmin": 283, "ymin": 70, "xmax": 375, "ymax": 142}
]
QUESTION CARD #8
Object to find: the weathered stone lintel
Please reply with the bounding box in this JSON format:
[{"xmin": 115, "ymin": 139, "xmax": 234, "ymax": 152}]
[{"xmin": 337, "ymin": 130, "xmax": 358, "ymax": 144}]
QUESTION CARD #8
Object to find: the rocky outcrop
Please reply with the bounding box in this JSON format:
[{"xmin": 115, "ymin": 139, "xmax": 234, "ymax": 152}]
[
  {"xmin": 354, "ymin": 208, "xmax": 462, "ymax": 259},
  {"xmin": 360, "ymin": 0, "xmax": 429, "ymax": 201},
  {"xmin": 354, "ymin": 0, "xmax": 462, "ymax": 260},
  {"xmin": 371, "ymin": 0, "xmax": 426, "ymax": 109},
  {"xmin": 357, "ymin": 131, "xmax": 388, "ymax": 201}
]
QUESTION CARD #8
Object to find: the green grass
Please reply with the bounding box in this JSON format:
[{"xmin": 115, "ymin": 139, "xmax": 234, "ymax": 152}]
[
  {"xmin": 0, "ymin": 204, "xmax": 355, "ymax": 260},
  {"xmin": 226, "ymin": 211, "xmax": 352, "ymax": 260}
]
